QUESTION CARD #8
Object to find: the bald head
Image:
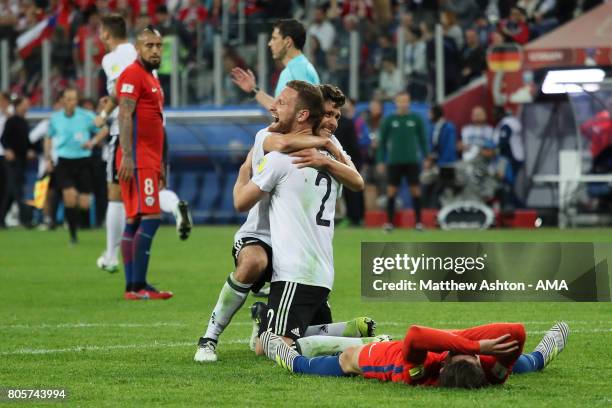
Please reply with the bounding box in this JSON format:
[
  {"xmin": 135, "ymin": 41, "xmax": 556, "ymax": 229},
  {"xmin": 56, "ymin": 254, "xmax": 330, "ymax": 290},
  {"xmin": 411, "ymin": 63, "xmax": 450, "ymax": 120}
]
[{"xmin": 136, "ymin": 27, "xmax": 162, "ymax": 71}]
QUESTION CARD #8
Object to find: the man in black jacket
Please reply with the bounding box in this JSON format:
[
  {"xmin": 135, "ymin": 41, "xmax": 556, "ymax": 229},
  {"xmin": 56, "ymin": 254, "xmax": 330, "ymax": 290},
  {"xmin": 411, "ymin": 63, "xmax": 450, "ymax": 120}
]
[{"xmin": 1, "ymin": 96, "xmax": 35, "ymax": 226}]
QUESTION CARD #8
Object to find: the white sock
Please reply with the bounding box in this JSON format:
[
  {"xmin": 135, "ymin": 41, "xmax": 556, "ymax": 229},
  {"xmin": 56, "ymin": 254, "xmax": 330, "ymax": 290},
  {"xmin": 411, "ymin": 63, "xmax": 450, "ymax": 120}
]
[
  {"xmin": 105, "ymin": 201, "xmax": 125, "ymax": 264},
  {"xmin": 304, "ymin": 321, "xmax": 349, "ymax": 337},
  {"xmin": 159, "ymin": 189, "xmax": 180, "ymax": 216},
  {"xmin": 203, "ymin": 272, "xmax": 252, "ymax": 341},
  {"xmin": 296, "ymin": 336, "xmax": 370, "ymax": 357}
]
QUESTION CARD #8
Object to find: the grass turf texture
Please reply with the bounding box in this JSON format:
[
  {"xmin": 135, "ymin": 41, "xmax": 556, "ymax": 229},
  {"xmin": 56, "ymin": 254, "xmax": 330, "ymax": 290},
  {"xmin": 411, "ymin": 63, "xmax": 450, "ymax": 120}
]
[{"xmin": 1, "ymin": 226, "xmax": 611, "ymax": 407}]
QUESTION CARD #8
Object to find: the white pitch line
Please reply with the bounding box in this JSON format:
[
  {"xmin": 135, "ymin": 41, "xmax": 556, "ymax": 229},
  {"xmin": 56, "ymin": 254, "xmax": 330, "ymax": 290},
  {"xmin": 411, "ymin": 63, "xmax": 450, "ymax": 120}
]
[
  {"xmin": 0, "ymin": 339, "xmax": 249, "ymax": 356},
  {"xmin": 1, "ymin": 329, "xmax": 611, "ymax": 356},
  {"xmin": 0, "ymin": 322, "xmax": 188, "ymax": 330}
]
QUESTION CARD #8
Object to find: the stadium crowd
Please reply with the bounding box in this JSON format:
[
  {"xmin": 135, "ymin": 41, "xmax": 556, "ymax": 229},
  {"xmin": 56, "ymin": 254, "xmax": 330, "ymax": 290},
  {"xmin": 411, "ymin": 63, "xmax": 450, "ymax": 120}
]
[
  {"xmin": 0, "ymin": 0, "xmax": 606, "ymax": 230},
  {"xmin": 0, "ymin": 0, "xmax": 605, "ymax": 105}
]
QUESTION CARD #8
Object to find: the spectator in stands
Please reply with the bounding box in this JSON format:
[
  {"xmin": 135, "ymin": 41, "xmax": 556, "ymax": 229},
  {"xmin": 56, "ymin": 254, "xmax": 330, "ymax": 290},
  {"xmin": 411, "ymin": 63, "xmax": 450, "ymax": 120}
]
[
  {"xmin": 493, "ymin": 106, "xmax": 524, "ymax": 207},
  {"xmin": 330, "ymin": 14, "xmax": 362, "ymax": 95},
  {"xmin": 404, "ymin": 24, "xmax": 428, "ymax": 102},
  {"xmin": 308, "ymin": 6, "xmax": 336, "ymax": 53},
  {"xmin": 518, "ymin": 0, "xmax": 558, "ymax": 38},
  {"xmin": 421, "ymin": 104, "xmax": 458, "ymax": 208},
  {"xmin": 372, "ymin": 34, "xmax": 397, "ymax": 72},
  {"xmin": 0, "ymin": 0, "xmax": 19, "ymax": 40},
  {"xmin": 335, "ymin": 98, "xmax": 364, "ymax": 225},
  {"xmin": 377, "ymin": 91, "xmax": 428, "ymax": 231},
  {"xmin": 459, "ymin": 105, "xmax": 494, "ymax": 161},
  {"xmin": 425, "ymin": 21, "xmax": 461, "ymax": 96},
  {"xmin": 378, "ymin": 59, "xmax": 403, "ymax": 100},
  {"xmin": 473, "ymin": 13, "xmax": 496, "ymax": 47},
  {"xmin": 73, "ymin": 6, "xmax": 106, "ymax": 75},
  {"xmin": 461, "ymin": 28, "xmax": 487, "ymax": 85},
  {"xmin": 360, "ymin": 98, "xmax": 384, "ymax": 211},
  {"xmin": 154, "ymin": 4, "xmax": 191, "ymax": 104},
  {"xmin": 178, "ymin": 0, "xmax": 208, "ymax": 33},
  {"xmin": 0, "ymin": 92, "xmax": 10, "ymax": 227},
  {"xmin": 493, "ymin": 107, "xmax": 524, "ymax": 178},
  {"xmin": 443, "ymin": 0, "xmax": 480, "ymax": 28},
  {"xmin": 440, "ymin": 9, "xmax": 464, "ymax": 50},
  {"xmin": 499, "ymin": 6, "xmax": 530, "ymax": 45},
  {"xmin": 1, "ymin": 96, "xmax": 35, "ymax": 227}
]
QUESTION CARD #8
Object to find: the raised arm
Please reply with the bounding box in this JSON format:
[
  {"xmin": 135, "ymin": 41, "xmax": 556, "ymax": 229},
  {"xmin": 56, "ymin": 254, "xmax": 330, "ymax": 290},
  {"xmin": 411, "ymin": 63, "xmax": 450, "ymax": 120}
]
[
  {"xmin": 402, "ymin": 325, "xmax": 481, "ymax": 365},
  {"xmin": 231, "ymin": 67, "xmax": 274, "ymax": 110}
]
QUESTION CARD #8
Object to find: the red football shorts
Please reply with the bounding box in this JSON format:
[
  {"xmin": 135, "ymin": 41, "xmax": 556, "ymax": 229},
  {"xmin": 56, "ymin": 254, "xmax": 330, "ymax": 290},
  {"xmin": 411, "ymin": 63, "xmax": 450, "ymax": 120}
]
[{"xmin": 119, "ymin": 168, "xmax": 161, "ymax": 218}]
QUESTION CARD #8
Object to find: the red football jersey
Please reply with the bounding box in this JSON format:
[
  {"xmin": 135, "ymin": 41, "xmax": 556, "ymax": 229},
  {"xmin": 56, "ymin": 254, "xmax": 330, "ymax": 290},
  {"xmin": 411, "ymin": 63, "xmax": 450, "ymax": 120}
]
[
  {"xmin": 115, "ymin": 60, "xmax": 164, "ymax": 171},
  {"xmin": 358, "ymin": 323, "xmax": 526, "ymax": 386}
]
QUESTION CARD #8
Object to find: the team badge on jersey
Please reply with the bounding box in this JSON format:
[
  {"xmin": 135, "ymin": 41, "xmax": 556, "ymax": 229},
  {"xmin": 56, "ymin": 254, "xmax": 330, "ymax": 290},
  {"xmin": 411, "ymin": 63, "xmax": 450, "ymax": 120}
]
[
  {"xmin": 121, "ymin": 83, "xmax": 135, "ymax": 93},
  {"xmin": 145, "ymin": 196, "xmax": 155, "ymax": 207},
  {"xmin": 111, "ymin": 64, "xmax": 120, "ymax": 74}
]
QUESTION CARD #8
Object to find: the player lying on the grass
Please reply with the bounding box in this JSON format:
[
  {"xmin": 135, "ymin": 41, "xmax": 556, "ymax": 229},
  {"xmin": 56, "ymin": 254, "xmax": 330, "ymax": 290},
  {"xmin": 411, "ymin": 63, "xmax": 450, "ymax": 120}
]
[
  {"xmin": 195, "ymin": 84, "xmax": 365, "ymax": 362},
  {"xmin": 260, "ymin": 322, "xmax": 569, "ymax": 389}
]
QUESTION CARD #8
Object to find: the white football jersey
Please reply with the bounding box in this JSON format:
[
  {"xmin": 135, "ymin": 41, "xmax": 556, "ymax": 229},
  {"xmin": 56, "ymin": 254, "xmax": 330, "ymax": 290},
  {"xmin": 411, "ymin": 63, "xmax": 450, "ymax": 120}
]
[
  {"xmin": 234, "ymin": 127, "xmax": 273, "ymax": 245},
  {"xmin": 251, "ymin": 150, "xmax": 341, "ymax": 290},
  {"xmin": 234, "ymin": 130, "xmax": 348, "ymax": 249},
  {"xmin": 101, "ymin": 42, "xmax": 137, "ymax": 135}
]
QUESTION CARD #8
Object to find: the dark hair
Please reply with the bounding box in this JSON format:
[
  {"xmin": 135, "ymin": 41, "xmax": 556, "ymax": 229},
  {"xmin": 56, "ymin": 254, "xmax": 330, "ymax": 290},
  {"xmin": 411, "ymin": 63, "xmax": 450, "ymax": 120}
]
[
  {"xmin": 431, "ymin": 104, "xmax": 444, "ymax": 121},
  {"xmin": 286, "ymin": 80, "xmax": 324, "ymax": 132},
  {"xmin": 101, "ymin": 14, "xmax": 127, "ymax": 39},
  {"xmin": 438, "ymin": 359, "xmax": 487, "ymax": 389},
  {"xmin": 61, "ymin": 87, "xmax": 78, "ymax": 98},
  {"xmin": 274, "ymin": 19, "xmax": 306, "ymax": 51},
  {"xmin": 319, "ymin": 84, "xmax": 346, "ymax": 109}
]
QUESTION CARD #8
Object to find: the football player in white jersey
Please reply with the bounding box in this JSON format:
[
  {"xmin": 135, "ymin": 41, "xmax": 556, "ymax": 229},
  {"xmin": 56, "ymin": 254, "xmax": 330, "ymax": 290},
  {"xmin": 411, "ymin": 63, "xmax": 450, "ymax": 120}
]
[
  {"xmin": 194, "ymin": 83, "xmax": 369, "ymax": 362},
  {"xmin": 233, "ymin": 80, "xmax": 360, "ymax": 356},
  {"xmin": 95, "ymin": 14, "xmax": 192, "ymax": 273}
]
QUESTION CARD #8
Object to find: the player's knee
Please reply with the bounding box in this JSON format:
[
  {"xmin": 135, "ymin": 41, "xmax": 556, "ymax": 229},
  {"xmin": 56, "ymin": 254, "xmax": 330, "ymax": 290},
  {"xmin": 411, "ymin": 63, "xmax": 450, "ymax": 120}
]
[
  {"xmin": 63, "ymin": 189, "xmax": 77, "ymax": 207},
  {"xmin": 235, "ymin": 250, "xmax": 268, "ymax": 283},
  {"xmin": 339, "ymin": 346, "xmax": 360, "ymax": 375},
  {"xmin": 108, "ymin": 184, "xmax": 121, "ymax": 201}
]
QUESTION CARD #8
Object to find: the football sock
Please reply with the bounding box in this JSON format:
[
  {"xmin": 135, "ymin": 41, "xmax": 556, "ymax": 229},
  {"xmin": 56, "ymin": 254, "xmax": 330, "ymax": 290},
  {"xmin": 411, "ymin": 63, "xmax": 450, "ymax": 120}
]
[
  {"xmin": 386, "ymin": 195, "xmax": 395, "ymax": 225},
  {"xmin": 512, "ymin": 352, "xmax": 544, "ymax": 374},
  {"xmin": 296, "ymin": 336, "xmax": 363, "ymax": 357},
  {"xmin": 260, "ymin": 332, "xmax": 345, "ymax": 376},
  {"xmin": 159, "ymin": 189, "xmax": 180, "ymax": 216},
  {"xmin": 204, "ymin": 272, "xmax": 251, "ymax": 341},
  {"xmin": 293, "ymin": 355, "xmax": 345, "ymax": 377},
  {"xmin": 132, "ymin": 218, "xmax": 161, "ymax": 291},
  {"xmin": 79, "ymin": 208, "xmax": 90, "ymax": 228},
  {"xmin": 413, "ymin": 196, "xmax": 422, "ymax": 223},
  {"xmin": 105, "ymin": 201, "xmax": 125, "ymax": 264},
  {"xmin": 121, "ymin": 222, "xmax": 139, "ymax": 291},
  {"xmin": 304, "ymin": 317, "xmax": 374, "ymax": 338},
  {"xmin": 65, "ymin": 207, "xmax": 78, "ymax": 241},
  {"xmin": 296, "ymin": 335, "xmax": 380, "ymax": 357}
]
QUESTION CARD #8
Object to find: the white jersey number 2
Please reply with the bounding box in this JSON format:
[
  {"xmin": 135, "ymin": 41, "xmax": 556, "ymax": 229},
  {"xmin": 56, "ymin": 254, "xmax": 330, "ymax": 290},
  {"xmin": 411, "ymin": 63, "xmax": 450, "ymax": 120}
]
[{"xmin": 315, "ymin": 172, "xmax": 332, "ymax": 227}]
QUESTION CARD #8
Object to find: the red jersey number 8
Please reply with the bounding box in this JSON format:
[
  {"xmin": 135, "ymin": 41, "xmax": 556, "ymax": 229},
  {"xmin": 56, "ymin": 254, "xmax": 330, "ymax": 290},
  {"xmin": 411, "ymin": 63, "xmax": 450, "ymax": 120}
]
[{"xmin": 144, "ymin": 178, "xmax": 155, "ymax": 196}]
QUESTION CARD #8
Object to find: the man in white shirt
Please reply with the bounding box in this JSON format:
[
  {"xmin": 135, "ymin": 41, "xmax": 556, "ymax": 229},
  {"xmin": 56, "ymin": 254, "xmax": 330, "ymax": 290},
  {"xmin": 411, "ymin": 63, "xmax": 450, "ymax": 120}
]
[
  {"xmin": 459, "ymin": 105, "xmax": 495, "ymax": 162},
  {"xmin": 233, "ymin": 81, "xmax": 352, "ymax": 356},
  {"xmin": 194, "ymin": 83, "xmax": 367, "ymax": 362}
]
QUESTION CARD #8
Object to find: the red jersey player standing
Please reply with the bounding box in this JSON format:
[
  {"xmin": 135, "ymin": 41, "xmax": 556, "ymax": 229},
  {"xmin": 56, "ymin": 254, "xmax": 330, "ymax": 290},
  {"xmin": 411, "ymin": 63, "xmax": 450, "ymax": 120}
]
[
  {"xmin": 260, "ymin": 321, "xmax": 569, "ymax": 388},
  {"xmin": 116, "ymin": 26, "xmax": 172, "ymax": 300}
]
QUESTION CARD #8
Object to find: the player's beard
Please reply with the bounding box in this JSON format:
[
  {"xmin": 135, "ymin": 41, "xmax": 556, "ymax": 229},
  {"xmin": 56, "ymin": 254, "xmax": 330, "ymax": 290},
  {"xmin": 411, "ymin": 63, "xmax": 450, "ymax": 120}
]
[
  {"xmin": 142, "ymin": 58, "xmax": 161, "ymax": 71},
  {"xmin": 268, "ymin": 117, "xmax": 293, "ymax": 133}
]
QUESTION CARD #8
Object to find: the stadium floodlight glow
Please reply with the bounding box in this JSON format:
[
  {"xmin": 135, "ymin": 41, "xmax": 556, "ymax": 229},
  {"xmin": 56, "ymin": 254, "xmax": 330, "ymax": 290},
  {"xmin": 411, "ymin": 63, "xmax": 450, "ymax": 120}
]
[{"xmin": 541, "ymin": 68, "xmax": 605, "ymax": 94}]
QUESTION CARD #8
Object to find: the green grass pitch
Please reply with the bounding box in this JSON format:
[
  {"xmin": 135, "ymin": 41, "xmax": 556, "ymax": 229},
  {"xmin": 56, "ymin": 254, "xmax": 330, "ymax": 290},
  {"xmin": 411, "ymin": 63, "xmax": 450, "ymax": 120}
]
[{"xmin": 1, "ymin": 226, "xmax": 611, "ymax": 407}]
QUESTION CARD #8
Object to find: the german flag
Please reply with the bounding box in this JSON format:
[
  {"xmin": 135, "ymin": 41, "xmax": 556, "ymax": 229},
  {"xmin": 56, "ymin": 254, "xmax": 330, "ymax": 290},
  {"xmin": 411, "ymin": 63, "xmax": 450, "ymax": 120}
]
[{"xmin": 487, "ymin": 44, "xmax": 522, "ymax": 72}]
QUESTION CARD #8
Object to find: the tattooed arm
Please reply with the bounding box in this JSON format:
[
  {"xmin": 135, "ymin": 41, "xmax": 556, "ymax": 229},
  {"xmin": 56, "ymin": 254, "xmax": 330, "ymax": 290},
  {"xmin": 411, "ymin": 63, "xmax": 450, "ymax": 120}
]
[{"xmin": 117, "ymin": 97, "xmax": 136, "ymax": 182}]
